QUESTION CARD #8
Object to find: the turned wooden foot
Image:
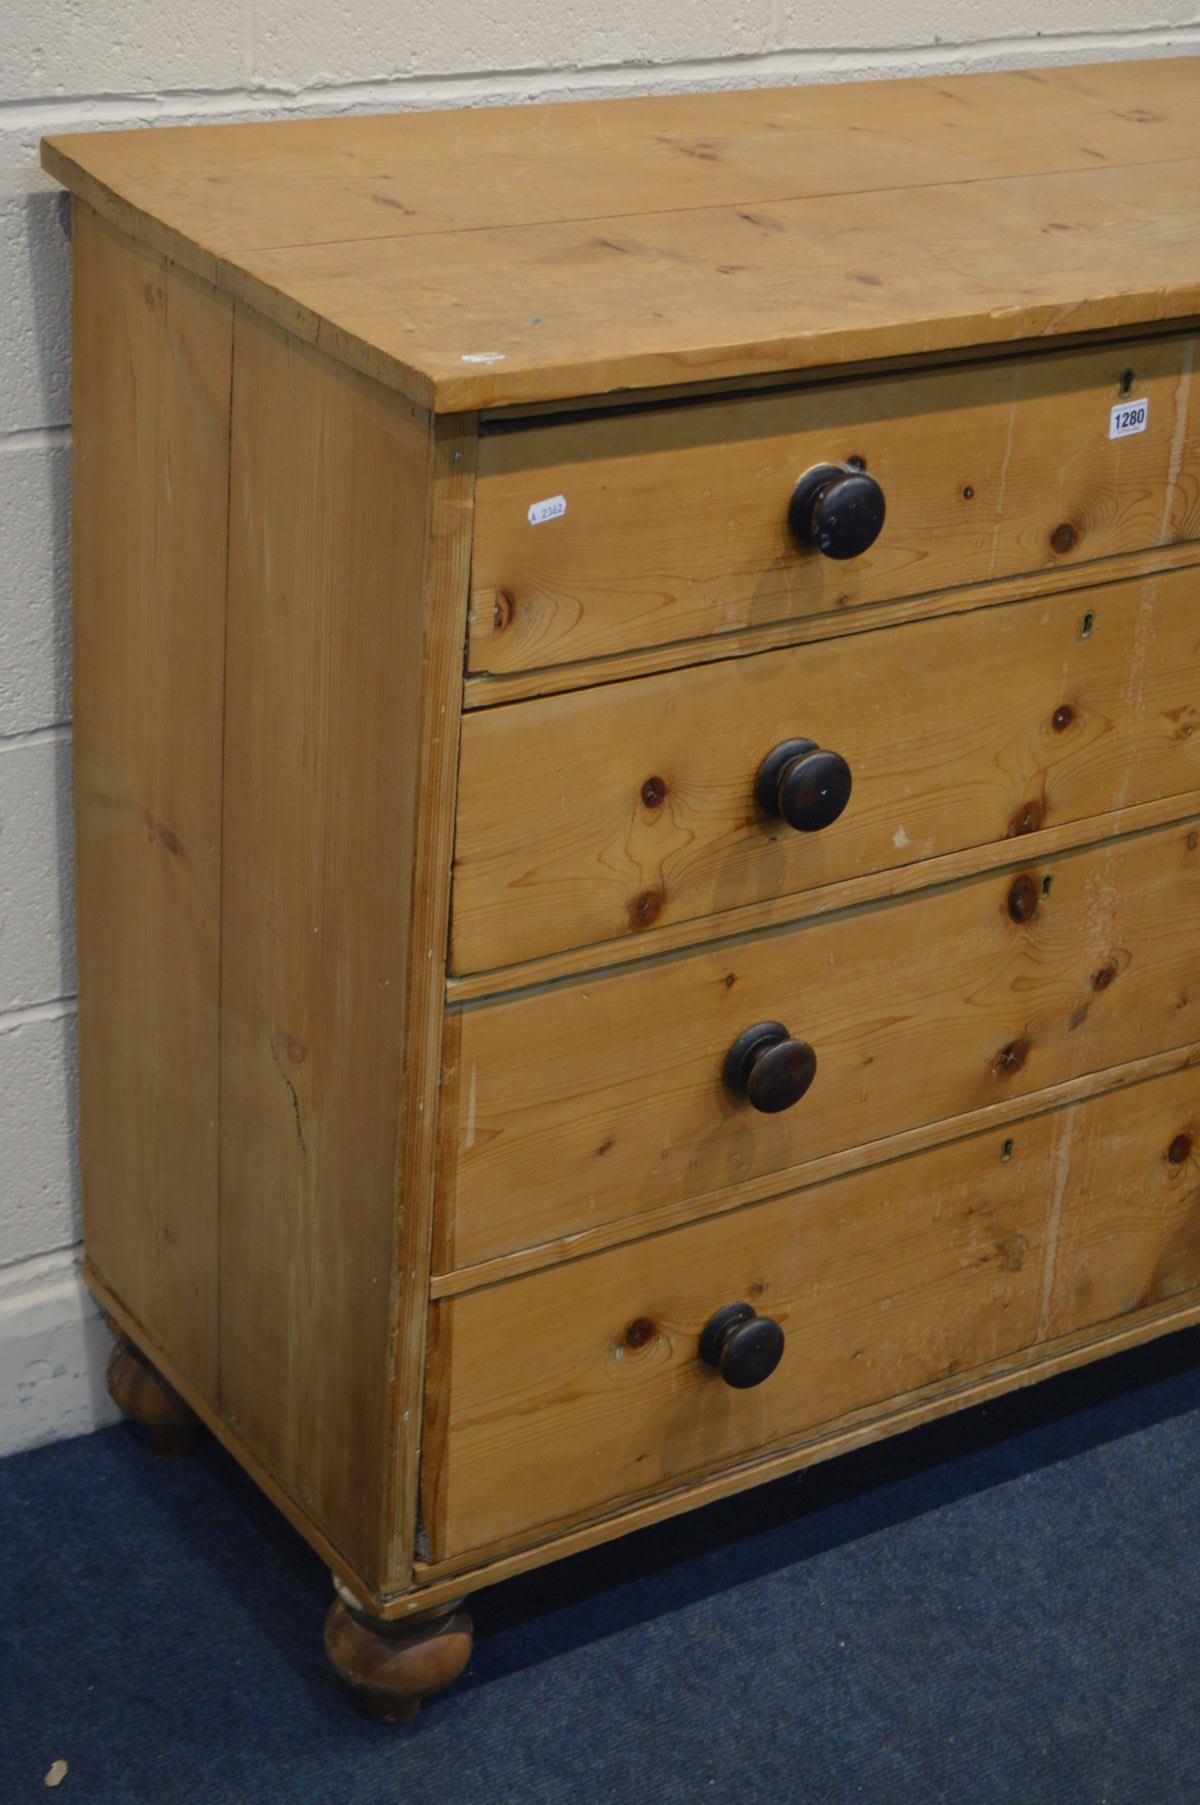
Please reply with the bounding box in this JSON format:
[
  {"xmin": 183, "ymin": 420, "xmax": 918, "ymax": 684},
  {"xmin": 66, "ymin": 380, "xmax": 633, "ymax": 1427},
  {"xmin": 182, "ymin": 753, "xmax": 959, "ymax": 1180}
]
[
  {"xmin": 324, "ymin": 1592, "xmax": 474, "ymax": 1722},
  {"xmin": 106, "ymin": 1335, "xmax": 202, "ymax": 1457}
]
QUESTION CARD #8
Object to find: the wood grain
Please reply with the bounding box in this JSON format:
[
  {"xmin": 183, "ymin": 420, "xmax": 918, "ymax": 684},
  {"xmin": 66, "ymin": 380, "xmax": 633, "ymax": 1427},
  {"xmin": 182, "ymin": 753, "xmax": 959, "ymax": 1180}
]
[
  {"xmin": 218, "ymin": 307, "xmax": 435, "ymax": 1583},
  {"xmin": 70, "ymin": 204, "xmax": 231, "ymax": 1395},
  {"xmin": 454, "ymin": 567, "xmax": 1200, "ymax": 971},
  {"xmin": 216, "ymin": 156, "xmax": 1200, "ymax": 412},
  {"xmin": 469, "ymin": 336, "xmax": 1200, "ymax": 673},
  {"xmin": 448, "ymin": 788, "xmax": 1200, "ymax": 1006},
  {"xmin": 444, "ymin": 821, "xmax": 1200, "ymax": 1268},
  {"xmin": 41, "ymin": 60, "xmax": 1200, "ymax": 265},
  {"xmin": 429, "ymin": 1065, "xmax": 1200, "ymax": 1559},
  {"xmin": 40, "ymin": 61, "xmax": 1200, "ymax": 411},
  {"xmin": 431, "ymin": 1042, "xmax": 1200, "ymax": 1297},
  {"xmin": 462, "ymin": 535, "xmax": 1200, "ymax": 710}
]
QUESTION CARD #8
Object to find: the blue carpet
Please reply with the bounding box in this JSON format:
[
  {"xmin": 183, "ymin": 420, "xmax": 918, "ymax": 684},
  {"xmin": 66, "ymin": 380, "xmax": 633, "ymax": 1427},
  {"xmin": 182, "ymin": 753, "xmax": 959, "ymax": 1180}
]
[{"xmin": 3, "ymin": 1330, "xmax": 1200, "ymax": 1805}]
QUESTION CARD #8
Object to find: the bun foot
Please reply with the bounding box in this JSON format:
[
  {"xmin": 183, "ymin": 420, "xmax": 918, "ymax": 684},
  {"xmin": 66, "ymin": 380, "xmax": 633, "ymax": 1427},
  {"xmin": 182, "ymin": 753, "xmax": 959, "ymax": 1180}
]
[
  {"xmin": 324, "ymin": 1594, "xmax": 474, "ymax": 1722},
  {"xmin": 106, "ymin": 1336, "xmax": 202, "ymax": 1457}
]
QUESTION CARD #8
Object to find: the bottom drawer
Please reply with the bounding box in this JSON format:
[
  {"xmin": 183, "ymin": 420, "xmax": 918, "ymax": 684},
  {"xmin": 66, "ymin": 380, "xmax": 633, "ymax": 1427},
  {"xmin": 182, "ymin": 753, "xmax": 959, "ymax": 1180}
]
[{"xmin": 425, "ymin": 1065, "xmax": 1200, "ymax": 1561}]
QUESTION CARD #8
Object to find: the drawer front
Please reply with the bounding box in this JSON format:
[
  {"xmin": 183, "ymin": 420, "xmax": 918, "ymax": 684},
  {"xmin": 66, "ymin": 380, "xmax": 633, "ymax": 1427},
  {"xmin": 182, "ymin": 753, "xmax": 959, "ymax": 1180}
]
[
  {"xmin": 443, "ymin": 822, "xmax": 1200, "ymax": 1268},
  {"xmin": 454, "ymin": 567, "xmax": 1200, "ymax": 973},
  {"xmin": 468, "ymin": 337, "xmax": 1200, "ymax": 675},
  {"xmin": 428, "ymin": 1066, "xmax": 1200, "ymax": 1559}
]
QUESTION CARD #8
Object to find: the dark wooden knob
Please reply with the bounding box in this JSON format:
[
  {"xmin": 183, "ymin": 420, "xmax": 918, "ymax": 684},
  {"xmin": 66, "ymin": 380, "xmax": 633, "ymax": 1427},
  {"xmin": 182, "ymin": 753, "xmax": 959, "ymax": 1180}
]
[
  {"xmin": 699, "ymin": 1303, "xmax": 785, "ymax": 1389},
  {"xmin": 757, "ymin": 738, "xmax": 852, "ymax": 832},
  {"xmin": 723, "ymin": 1021, "xmax": 817, "ymax": 1114},
  {"xmin": 789, "ymin": 461, "xmax": 885, "ymax": 560}
]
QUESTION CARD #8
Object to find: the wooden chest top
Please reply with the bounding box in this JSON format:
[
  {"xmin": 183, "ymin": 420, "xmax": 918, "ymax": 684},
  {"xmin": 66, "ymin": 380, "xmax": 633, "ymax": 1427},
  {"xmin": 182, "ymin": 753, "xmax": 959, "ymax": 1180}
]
[{"xmin": 42, "ymin": 57, "xmax": 1200, "ymax": 412}]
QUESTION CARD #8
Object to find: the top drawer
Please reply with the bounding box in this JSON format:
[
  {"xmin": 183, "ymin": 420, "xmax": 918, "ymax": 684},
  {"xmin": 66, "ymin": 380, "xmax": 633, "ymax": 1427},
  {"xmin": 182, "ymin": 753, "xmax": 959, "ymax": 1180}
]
[{"xmin": 468, "ymin": 337, "xmax": 1200, "ymax": 674}]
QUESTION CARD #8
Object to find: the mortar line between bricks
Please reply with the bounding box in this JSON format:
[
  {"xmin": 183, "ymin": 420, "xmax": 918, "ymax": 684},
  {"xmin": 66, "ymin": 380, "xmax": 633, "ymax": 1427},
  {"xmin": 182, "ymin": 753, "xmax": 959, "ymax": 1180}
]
[
  {"xmin": 0, "ymin": 426, "xmax": 71, "ymax": 454},
  {"xmin": 0, "ymin": 996, "xmax": 77, "ymax": 1035},
  {"xmin": 0, "ymin": 724, "xmax": 70, "ymax": 751},
  {"xmin": 5, "ymin": 25, "xmax": 1200, "ymax": 128},
  {"xmin": 0, "ymin": 1242, "xmax": 85, "ymax": 1284}
]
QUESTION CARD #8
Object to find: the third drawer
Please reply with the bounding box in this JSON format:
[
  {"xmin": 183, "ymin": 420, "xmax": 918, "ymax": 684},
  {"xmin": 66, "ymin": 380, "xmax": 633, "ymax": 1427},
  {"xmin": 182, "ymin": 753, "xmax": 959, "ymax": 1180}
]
[{"xmin": 441, "ymin": 819, "xmax": 1200, "ymax": 1269}]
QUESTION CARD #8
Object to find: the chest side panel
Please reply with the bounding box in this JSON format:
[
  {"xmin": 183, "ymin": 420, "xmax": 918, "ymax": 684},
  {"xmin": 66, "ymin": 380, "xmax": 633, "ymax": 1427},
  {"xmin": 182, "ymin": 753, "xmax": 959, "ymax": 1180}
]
[
  {"xmin": 218, "ymin": 307, "xmax": 440, "ymax": 1583},
  {"xmin": 71, "ymin": 203, "xmax": 231, "ymax": 1395}
]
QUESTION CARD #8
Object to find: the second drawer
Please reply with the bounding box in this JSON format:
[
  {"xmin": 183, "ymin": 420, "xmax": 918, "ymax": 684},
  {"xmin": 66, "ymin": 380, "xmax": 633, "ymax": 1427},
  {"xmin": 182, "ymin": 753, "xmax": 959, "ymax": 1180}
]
[
  {"xmin": 442, "ymin": 820, "xmax": 1200, "ymax": 1268},
  {"xmin": 453, "ymin": 566, "xmax": 1200, "ymax": 973}
]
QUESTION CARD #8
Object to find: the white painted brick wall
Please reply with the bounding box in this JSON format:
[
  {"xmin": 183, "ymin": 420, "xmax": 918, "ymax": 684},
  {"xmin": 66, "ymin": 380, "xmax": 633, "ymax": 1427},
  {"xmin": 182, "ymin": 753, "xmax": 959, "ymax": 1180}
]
[
  {"xmin": 2, "ymin": 1, "xmax": 1198, "ymax": 1456},
  {"xmin": 256, "ymin": 5, "xmax": 775, "ymax": 87},
  {"xmin": 0, "ymin": 443, "xmax": 71, "ymax": 731},
  {"xmin": 0, "ymin": 1009, "xmax": 78, "ymax": 1267},
  {"xmin": 9, "ymin": 2, "xmax": 245, "ymax": 102},
  {"xmin": 2, "ymin": 126, "xmax": 72, "ymax": 434},
  {"xmin": 0, "ymin": 733, "xmax": 73, "ymax": 1013}
]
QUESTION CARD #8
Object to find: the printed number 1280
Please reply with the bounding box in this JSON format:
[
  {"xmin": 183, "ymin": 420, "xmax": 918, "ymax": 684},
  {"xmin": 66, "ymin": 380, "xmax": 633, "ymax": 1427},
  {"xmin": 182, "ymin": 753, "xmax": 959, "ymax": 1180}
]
[{"xmin": 1109, "ymin": 398, "xmax": 1149, "ymax": 439}]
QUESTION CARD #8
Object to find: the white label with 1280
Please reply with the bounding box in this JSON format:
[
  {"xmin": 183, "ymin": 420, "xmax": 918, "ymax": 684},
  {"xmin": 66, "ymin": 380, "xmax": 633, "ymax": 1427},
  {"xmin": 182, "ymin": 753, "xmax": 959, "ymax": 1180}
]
[{"xmin": 1109, "ymin": 398, "xmax": 1149, "ymax": 439}]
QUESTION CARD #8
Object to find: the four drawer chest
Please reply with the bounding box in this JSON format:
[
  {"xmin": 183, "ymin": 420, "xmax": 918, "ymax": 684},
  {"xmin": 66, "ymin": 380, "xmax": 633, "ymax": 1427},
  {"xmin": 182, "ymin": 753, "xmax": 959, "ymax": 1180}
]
[{"xmin": 42, "ymin": 54, "xmax": 1200, "ymax": 1718}]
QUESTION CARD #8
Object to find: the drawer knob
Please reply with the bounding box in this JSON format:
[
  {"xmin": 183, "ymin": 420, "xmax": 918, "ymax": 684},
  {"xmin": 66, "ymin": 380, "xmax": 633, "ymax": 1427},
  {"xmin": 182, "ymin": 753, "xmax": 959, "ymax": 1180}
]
[
  {"xmin": 700, "ymin": 1302, "xmax": 785, "ymax": 1389},
  {"xmin": 757, "ymin": 737, "xmax": 852, "ymax": 833},
  {"xmin": 724, "ymin": 1020, "xmax": 817, "ymax": 1113},
  {"xmin": 789, "ymin": 461, "xmax": 886, "ymax": 560}
]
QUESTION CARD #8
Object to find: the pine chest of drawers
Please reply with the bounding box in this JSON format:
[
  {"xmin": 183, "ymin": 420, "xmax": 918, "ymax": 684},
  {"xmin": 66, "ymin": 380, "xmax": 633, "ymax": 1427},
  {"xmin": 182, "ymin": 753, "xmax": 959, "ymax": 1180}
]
[{"xmin": 43, "ymin": 55, "xmax": 1200, "ymax": 1718}]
